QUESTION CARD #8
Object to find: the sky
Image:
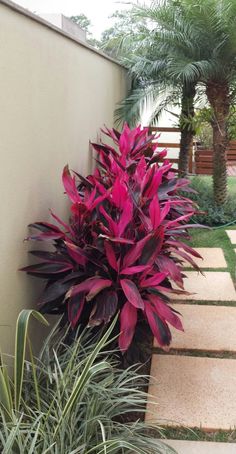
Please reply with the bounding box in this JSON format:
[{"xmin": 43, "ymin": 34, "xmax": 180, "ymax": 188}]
[{"xmin": 15, "ymin": 0, "xmax": 133, "ymax": 38}]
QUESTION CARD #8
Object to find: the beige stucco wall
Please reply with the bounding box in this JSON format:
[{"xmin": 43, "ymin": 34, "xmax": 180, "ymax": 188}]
[{"xmin": 0, "ymin": 1, "xmax": 127, "ymax": 355}]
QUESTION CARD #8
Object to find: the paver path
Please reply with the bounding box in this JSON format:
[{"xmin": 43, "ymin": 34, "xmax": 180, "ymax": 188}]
[
  {"xmin": 171, "ymin": 271, "xmax": 236, "ymax": 301},
  {"xmin": 163, "ymin": 440, "xmax": 236, "ymax": 453},
  {"xmin": 154, "ymin": 304, "xmax": 236, "ymax": 351},
  {"xmin": 147, "ymin": 355, "xmax": 236, "ymax": 430},
  {"xmin": 147, "ymin": 244, "xmax": 236, "ymax": 451},
  {"xmin": 226, "ymin": 230, "xmax": 236, "ymax": 244},
  {"xmin": 181, "ymin": 247, "xmax": 227, "ymax": 268}
]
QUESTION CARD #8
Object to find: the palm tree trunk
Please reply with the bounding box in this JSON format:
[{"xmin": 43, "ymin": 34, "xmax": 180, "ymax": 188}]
[
  {"xmin": 206, "ymin": 82, "xmax": 230, "ymax": 206},
  {"xmin": 178, "ymin": 84, "xmax": 196, "ymax": 177}
]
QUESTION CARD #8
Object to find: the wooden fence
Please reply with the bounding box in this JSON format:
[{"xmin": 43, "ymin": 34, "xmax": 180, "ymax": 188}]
[
  {"xmin": 150, "ymin": 127, "xmax": 236, "ymax": 175},
  {"xmin": 195, "ymin": 141, "xmax": 236, "ymax": 175}
]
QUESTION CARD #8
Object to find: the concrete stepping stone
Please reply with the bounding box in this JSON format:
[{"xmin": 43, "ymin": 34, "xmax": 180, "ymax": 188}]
[
  {"xmin": 226, "ymin": 230, "xmax": 236, "ymax": 244},
  {"xmin": 180, "ymin": 247, "xmax": 227, "ymax": 268},
  {"xmin": 154, "ymin": 304, "xmax": 236, "ymax": 352},
  {"xmin": 171, "ymin": 272, "xmax": 236, "ymax": 301},
  {"xmin": 162, "ymin": 439, "xmax": 236, "ymax": 453},
  {"xmin": 146, "ymin": 355, "xmax": 236, "ymax": 430}
]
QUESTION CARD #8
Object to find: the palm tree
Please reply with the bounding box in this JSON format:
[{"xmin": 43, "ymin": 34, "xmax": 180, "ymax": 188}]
[
  {"xmin": 115, "ymin": 51, "xmax": 198, "ymax": 177},
  {"xmin": 184, "ymin": 0, "xmax": 236, "ymax": 205},
  {"xmin": 112, "ymin": 4, "xmax": 202, "ymax": 177},
  {"xmin": 115, "ymin": 0, "xmax": 236, "ymax": 205}
]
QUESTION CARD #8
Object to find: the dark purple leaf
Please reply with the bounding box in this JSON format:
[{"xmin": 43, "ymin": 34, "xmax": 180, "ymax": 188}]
[
  {"xmin": 21, "ymin": 262, "xmax": 73, "ymax": 275},
  {"xmin": 119, "ymin": 301, "xmax": 137, "ymax": 351},
  {"xmin": 88, "ymin": 290, "xmax": 118, "ymax": 326},
  {"xmin": 120, "ymin": 279, "xmax": 144, "ymax": 309},
  {"xmin": 68, "ymin": 292, "xmax": 85, "ymax": 327}
]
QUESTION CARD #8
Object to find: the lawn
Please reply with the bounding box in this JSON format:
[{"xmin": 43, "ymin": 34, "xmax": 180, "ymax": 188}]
[
  {"xmin": 190, "ymin": 175, "xmax": 236, "ymax": 195},
  {"xmin": 190, "ymin": 226, "xmax": 236, "ymax": 281}
]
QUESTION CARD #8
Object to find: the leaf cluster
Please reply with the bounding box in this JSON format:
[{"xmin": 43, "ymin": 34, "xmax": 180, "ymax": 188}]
[
  {"xmin": 22, "ymin": 125, "xmax": 200, "ymax": 351},
  {"xmin": 113, "ymin": 0, "xmax": 236, "ymax": 125},
  {"xmin": 0, "ymin": 311, "xmax": 175, "ymax": 453}
]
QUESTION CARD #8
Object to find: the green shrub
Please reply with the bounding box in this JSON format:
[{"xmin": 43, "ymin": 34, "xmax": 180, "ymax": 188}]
[
  {"xmin": 188, "ymin": 176, "xmax": 236, "ymax": 227},
  {"xmin": 0, "ymin": 310, "xmax": 175, "ymax": 453}
]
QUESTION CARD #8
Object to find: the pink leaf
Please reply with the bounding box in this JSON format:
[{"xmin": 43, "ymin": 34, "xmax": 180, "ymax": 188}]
[
  {"xmin": 100, "ymin": 235, "xmax": 134, "ymax": 244},
  {"xmin": 148, "ymin": 294, "xmax": 184, "ymax": 331},
  {"xmin": 143, "ymin": 168, "xmax": 162, "ymax": 198},
  {"xmin": 65, "ymin": 241, "xmax": 86, "ymax": 266},
  {"xmin": 119, "ymin": 301, "xmax": 137, "ymax": 351},
  {"xmin": 139, "ymin": 228, "xmax": 165, "ymax": 265},
  {"xmin": 120, "ymin": 279, "xmax": 144, "ymax": 309},
  {"xmin": 104, "ymin": 241, "xmax": 118, "ymax": 271},
  {"xmin": 156, "ymin": 255, "xmax": 184, "ymax": 288},
  {"xmin": 86, "ymin": 279, "xmax": 112, "ymax": 301},
  {"xmin": 99, "ymin": 206, "xmax": 118, "ymax": 236},
  {"xmin": 135, "ymin": 155, "xmax": 147, "ymax": 181},
  {"xmin": 140, "ymin": 272, "xmax": 167, "ymax": 288},
  {"xmin": 155, "ymin": 285, "xmax": 190, "ymax": 296},
  {"xmin": 62, "ymin": 165, "xmax": 80, "ymax": 203},
  {"xmin": 50, "ymin": 210, "xmax": 73, "ymax": 234},
  {"xmin": 121, "ymin": 265, "xmax": 150, "ymax": 275},
  {"xmin": 173, "ymin": 249, "xmax": 200, "ymax": 271},
  {"xmin": 112, "ymin": 178, "xmax": 128, "ymax": 209},
  {"xmin": 119, "ymin": 122, "xmax": 132, "ymax": 156},
  {"xmin": 122, "ymin": 235, "xmax": 151, "ymax": 268},
  {"xmin": 27, "ymin": 222, "xmax": 65, "ymax": 241},
  {"xmin": 166, "ymin": 240, "xmax": 202, "ymax": 258},
  {"xmin": 166, "ymin": 212, "xmax": 194, "ymax": 228},
  {"xmin": 118, "ymin": 199, "xmax": 133, "ymax": 236},
  {"xmin": 67, "ymin": 277, "xmax": 112, "ymax": 299},
  {"xmin": 90, "ymin": 192, "xmax": 108, "ymax": 210},
  {"xmin": 149, "ymin": 195, "xmax": 161, "ymax": 229},
  {"xmin": 145, "ymin": 302, "xmax": 171, "ymax": 346},
  {"xmin": 160, "ymin": 201, "xmax": 171, "ymax": 223}
]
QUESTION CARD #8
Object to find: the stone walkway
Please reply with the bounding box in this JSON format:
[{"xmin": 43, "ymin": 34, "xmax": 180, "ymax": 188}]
[
  {"xmin": 147, "ymin": 238, "xmax": 236, "ymax": 452},
  {"xmin": 226, "ymin": 230, "xmax": 236, "ymax": 244},
  {"xmin": 163, "ymin": 440, "xmax": 236, "ymax": 453}
]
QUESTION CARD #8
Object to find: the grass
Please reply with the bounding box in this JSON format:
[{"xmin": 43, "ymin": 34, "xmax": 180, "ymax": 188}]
[
  {"xmin": 173, "ymin": 300, "xmax": 236, "ymax": 307},
  {"xmin": 189, "ymin": 226, "xmax": 236, "ymax": 281},
  {"xmin": 153, "ymin": 347, "xmax": 236, "ymax": 359},
  {"xmin": 187, "ymin": 175, "xmax": 236, "ymax": 227},
  {"xmin": 160, "ymin": 427, "xmax": 236, "ymax": 443},
  {"xmin": 189, "ymin": 175, "xmax": 236, "ymax": 195}
]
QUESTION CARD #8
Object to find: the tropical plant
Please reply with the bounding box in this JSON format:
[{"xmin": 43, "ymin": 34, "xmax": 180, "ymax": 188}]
[
  {"xmin": 194, "ymin": 105, "xmax": 236, "ymax": 149},
  {"xmin": 186, "ymin": 176, "xmax": 236, "ymax": 226},
  {"xmin": 0, "ymin": 310, "xmax": 176, "ymax": 453},
  {"xmin": 106, "ymin": 3, "xmax": 200, "ymax": 176},
  {"xmin": 22, "ymin": 125, "xmax": 200, "ymax": 352},
  {"xmin": 117, "ymin": 0, "xmax": 236, "ymax": 204},
  {"xmin": 99, "ymin": 9, "xmax": 146, "ymax": 58}
]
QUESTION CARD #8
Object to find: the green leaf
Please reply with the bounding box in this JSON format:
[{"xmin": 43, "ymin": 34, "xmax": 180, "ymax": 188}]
[
  {"xmin": 53, "ymin": 315, "xmax": 117, "ymax": 438},
  {"xmin": 0, "ymin": 367, "xmax": 12, "ymax": 419},
  {"xmin": 14, "ymin": 309, "xmax": 49, "ymax": 411}
]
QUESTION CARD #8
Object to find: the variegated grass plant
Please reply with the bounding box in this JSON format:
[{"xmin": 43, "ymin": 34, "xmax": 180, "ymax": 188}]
[{"xmin": 0, "ymin": 310, "xmax": 176, "ymax": 453}]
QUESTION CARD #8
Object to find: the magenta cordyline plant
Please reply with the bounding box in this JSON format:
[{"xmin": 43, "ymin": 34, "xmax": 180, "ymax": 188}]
[{"xmin": 22, "ymin": 125, "xmax": 201, "ymax": 351}]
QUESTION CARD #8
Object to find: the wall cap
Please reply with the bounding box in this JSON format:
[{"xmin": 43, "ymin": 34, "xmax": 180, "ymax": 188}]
[{"xmin": 0, "ymin": 0, "xmax": 124, "ymax": 68}]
